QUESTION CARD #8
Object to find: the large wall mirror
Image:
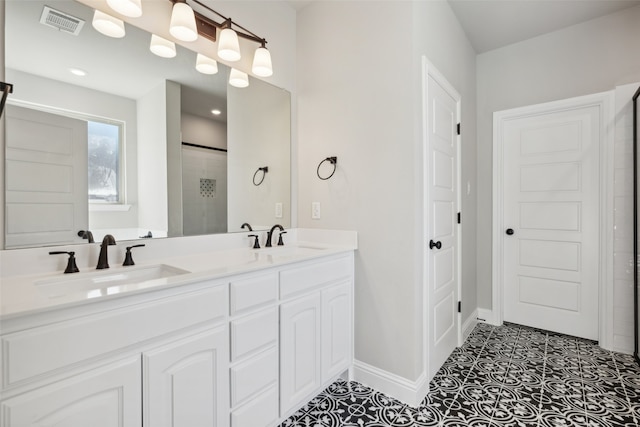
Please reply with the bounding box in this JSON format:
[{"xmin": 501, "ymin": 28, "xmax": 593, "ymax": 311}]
[
  {"xmin": 634, "ymin": 85, "xmax": 639, "ymax": 365},
  {"xmin": 3, "ymin": 0, "xmax": 291, "ymax": 249}
]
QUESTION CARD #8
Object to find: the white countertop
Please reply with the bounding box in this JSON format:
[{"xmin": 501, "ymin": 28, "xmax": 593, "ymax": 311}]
[{"xmin": 0, "ymin": 229, "xmax": 357, "ymax": 320}]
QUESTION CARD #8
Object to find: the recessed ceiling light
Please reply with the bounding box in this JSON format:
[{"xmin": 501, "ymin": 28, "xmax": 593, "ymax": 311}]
[
  {"xmin": 69, "ymin": 68, "xmax": 87, "ymax": 76},
  {"xmin": 211, "ymin": 109, "xmax": 221, "ymax": 115}
]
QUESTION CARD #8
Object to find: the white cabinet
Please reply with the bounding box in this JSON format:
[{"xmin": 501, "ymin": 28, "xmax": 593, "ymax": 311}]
[
  {"xmin": 144, "ymin": 327, "xmax": 229, "ymax": 427},
  {"xmin": 0, "ymin": 356, "xmax": 141, "ymax": 427},
  {"xmin": 321, "ymin": 281, "xmax": 352, "ymax": 383},
  {"xmin": 228, "ymin": 273, "xmax": 279, "ymax": 427},
  {"xmin": 279, "ymin": 256, "xmax": 353, "ymax": 417},
  {"xmin": 0, "ymin": 281, "xmax": 228, "ymax": 427},
  {"xmin": 0, "ymin": 251, "xmax": 354, "ymax": 427},
  {"xmin": 280, "ymin": 293, "xmax": 322, "ymax": 415}
]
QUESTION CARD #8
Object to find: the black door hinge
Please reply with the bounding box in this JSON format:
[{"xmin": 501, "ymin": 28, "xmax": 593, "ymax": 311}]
[
  {"xmin": 458, "ymin": 301, "xmax": 462, "ymax": 313},
  {"xmin": 457, "ymin": 212, "xmax": 461, "ymax": 224},
  {"xmin": 457, "ymin": 123, "xmax": 460, "ymax": 135}
]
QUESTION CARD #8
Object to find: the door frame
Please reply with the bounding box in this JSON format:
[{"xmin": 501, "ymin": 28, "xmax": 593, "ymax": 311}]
[
  {"xmin": 422, "ymin": 57, "xmax": 463, "ymax": 381},
  {"xmin": 492, "ymin": 91, "xmax": 615, "ymax": 349}
]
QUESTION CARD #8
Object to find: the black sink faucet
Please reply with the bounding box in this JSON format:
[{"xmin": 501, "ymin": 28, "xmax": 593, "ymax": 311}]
[
  {"xmin": 97, "ymin": 234, "xmax": 116, "ymax": 269},
  {"xmin": 241, "ymin": 222, "xmax": 253, "ymax": 231},
  {"xmin": 265, "ymin": 224, "xmax": 285, "ymax": 248}
]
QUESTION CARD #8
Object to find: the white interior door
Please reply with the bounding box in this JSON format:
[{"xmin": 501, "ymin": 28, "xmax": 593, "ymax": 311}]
[
  {"xmin": 426, "ymin": 67, "xmax": 460, "ymax": 379},
  {"xmin": 5, "ymin": 105, "xmax": 88, "ymax": 248},
  {"xmin": 502, "ymin": 105, "xmax": 600, "ymax": 340}
]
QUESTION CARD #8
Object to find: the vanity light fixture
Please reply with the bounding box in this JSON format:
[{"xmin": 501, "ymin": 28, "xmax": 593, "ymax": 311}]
[
  {"xmin": 229, "ymin": 68, "xmax": 249, "ymax": 88},
  {"xmin": 196, "ymin": 53, "xmax": 218, "ymax": 75},
  {"xmin": 166, "ymin": 0, "xmax": 273, "ymax": 82},
  {"xmin": 106, "ymin": 0, "xmax": 142, "ymax": 18},
  {"xmin": 211, "ymin": 109, "xmax": 221, "ymax": 115},
  {"xmin": 92, "ymin": 10, "xmax": 125, "ymax": 38},
  {"xmin": 169, "ymin": 0, "xmax": 198, "ymax": 42},
  {"xmin": 150, "ymin": 34, "xmax": 177, "ymax": 58}
]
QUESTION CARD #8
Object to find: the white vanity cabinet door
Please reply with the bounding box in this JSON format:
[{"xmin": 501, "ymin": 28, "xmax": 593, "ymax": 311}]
[
  {"xmin": 0, "ymin": 356, "xmax": 141, "ymax": 427},
  {"xmin": 279, "ymin": 293, "xmax": 321, "ymax": 416},
  {"xmin": 321, "ymin": 281, "xmax": 352, "ymax": 383},
  {"xmin": 143, "ymin": 326, "xmax": 229, "ymax": 427}
]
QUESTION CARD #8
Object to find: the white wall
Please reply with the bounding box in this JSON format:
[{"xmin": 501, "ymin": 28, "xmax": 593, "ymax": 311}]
[
  {"xmin": 227, "ymin": 79, "xmax": 291, "ymax": 233},
  {"xmin": 181, "ymin": 113, "xmax": 227, "ymax": 150},
  {"xmin": 137, "ymin": 82, "xmax": 169, "ymax": 236},
  {"xmin": 297, "ymin": 0, "xmax": 477, "ymax": 384},
  {"xmin": 5, "ymin": 69, "xmax": 140, "ymax": 233},
  {"xmin": 612, "ymin": 82, "xmax": 639, "ymax": 353},
  {"xmin": 476, "ymin": 5, "xmax": 640, "ymax": 312}
]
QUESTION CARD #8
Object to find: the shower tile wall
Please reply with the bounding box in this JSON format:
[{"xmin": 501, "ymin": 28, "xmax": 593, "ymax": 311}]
[
  {"xmin": 181, "ymin": 147, "xmax": 228, "ymax": 236},
  {"xmin": 613, "ymin": 83, "xmax": 638, "ymax": 353}
]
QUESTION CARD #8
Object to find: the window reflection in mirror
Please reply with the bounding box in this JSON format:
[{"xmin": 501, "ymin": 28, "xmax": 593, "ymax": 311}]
[{"xmin": 88, "ymin": 121, "xmax": 122, "ymax": 204}]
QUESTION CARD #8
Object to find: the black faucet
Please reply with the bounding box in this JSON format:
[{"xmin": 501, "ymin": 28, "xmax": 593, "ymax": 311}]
[
  {"xmin": 241, "ymin": 222, "xmax": 253, "ymax": 231},
  {"xmin": 265, "ymin": 224, "xmax": 285, "ymax": 247},
  {"xmin": 97, "ymin": 234, "xmax": 116, "ymax": 269},
  {"xmin": 77, "ymin": 230, "xmax": 94, "ymax": 243}
]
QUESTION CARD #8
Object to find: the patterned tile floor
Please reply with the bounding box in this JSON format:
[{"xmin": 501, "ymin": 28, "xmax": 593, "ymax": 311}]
[{"xmin": 280, "ymin": 322, "xmax": 640, "ymax": 427}]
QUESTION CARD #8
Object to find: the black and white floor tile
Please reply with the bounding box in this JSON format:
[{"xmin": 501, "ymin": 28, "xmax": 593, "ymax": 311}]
[{"xmin": 279, "ymin": 322, "xmax": 640, "ymax": 427}]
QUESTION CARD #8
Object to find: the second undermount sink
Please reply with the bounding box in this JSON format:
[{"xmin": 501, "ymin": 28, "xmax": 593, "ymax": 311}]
[{"xmin": 35, "ymin": 264, "xmax": 190, "ymax": 298}]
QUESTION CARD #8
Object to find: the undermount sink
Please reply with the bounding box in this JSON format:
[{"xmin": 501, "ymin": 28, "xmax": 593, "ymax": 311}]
[{"xmin": 35, "ymin": 264, "xmax": 190, "ymax": 298}]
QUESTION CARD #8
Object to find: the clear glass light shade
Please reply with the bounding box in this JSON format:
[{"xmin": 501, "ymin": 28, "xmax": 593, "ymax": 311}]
[
  {"xmin": 106, "ymin": 0, "xmax": 142, "ymax": 18},
  {"xmin": 169, "ymin": 2, "xmax": 198, "ymax": 42},
  {"xmin": 92, "ymin": 10, "xmax": 125, "ymax": 38},
  {"xmin": 229, "ymin": 68, "xmax": 249, "ymax": 88},
  {"xmin": 217, "ymin": 28, "xmax": 241, "ymax": 62},
  {"xmin": 252, "ymin": 47, "xmax": 273, "ymax": 77},
  {"xmin": 196, "ymin": 54, "xmax": 218, "ymax": 75},
  {"xmin": 150, "ymin": 35, "xmax": 176, "ymax": 58}
]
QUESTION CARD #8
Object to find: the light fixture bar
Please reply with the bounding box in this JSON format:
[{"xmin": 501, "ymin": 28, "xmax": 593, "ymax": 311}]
[{"xmin": 170, "ymin": 0, "xmax": 267, "ymax": 46}]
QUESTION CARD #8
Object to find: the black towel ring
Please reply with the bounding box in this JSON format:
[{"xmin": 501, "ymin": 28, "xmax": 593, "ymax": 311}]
[
  {"xmin": 317, "ymin": 157, "xmax": 338, "ymax": 180},
  {"xmin": 253, "ymin": 166, "xmax": 269, "ymax": 186},
  {"xmin": 0, "ymin": 81, "xmax": 14, "ymax": 119}
]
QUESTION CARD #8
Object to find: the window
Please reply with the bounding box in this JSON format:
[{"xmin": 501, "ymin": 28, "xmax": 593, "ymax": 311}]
[{"xmin": 88, "ymin": 120, "xmax": 122, "ymax": 203}]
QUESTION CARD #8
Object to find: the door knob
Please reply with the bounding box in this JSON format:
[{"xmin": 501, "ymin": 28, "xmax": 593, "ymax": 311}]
[
  {"xmin": 506, "ymin": 228, "xmax": 514, "ymax": 235},
  {"xmin": 429, "ymin": 240, "xmax": 442, "ymax": 250}
]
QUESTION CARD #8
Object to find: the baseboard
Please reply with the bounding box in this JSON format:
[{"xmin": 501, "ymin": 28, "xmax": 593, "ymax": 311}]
[
  {"xmin": 352, "ymin": 360, "xmax": 428, "ymax": 407},
  {"xmin": 462, "ymin": 309, "xmax": 478, "ymax": 343},
  {"xmin": 477, "ymin": 308, "xmax": 500, "ymax": 326}
]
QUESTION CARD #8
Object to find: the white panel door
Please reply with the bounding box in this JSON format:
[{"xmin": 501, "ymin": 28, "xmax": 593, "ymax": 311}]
[
  {"xmin": 5, "ymin": 105, "xmax": 88, "ymax": 248},
  {"xmin": 0, "ymin": 357, "xmax": 141, "ymax": 427},
  {"xmin": 503, "ymin": 106, "xmax": 600, "ymax": 340},
  {"xmin": 426, "ymin": 72, "xmax": 459, "ymax": 379},
  {"xmin": 144, "ymin": 327, "xmax": 229, "ymax": 427},
  {"xmin": 280, "ymin": 293, "xmax": 321, "ymax": 416}
]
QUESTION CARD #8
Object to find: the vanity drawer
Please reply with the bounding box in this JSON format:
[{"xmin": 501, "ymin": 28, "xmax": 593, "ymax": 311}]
[
  {"xmin": 230, "ymin": 308, "xmax": 277, "ymax": 361},
  {"xmin": 231, "ymin": 384, "xmax": 278, "ymax": 427},
  {"xmin": 229, "ymin": 273, "xmax": 278, "ymax": 316},
  {"xmin": 230, "ymin": 347, "xmax": 277, "ymax": 406},
  {"xmin": 1, "ymin": 284, "xmax": 227, "ymax": 387},
  {"xmin": 280, "ymin": 256, "xmax": 352, "ymax": 299}
]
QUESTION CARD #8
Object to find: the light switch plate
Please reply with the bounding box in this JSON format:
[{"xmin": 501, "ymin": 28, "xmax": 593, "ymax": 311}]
[
  {"xmin": 275, "ymin": 202, "xmax": 283, "ymax": 218},
  {"xmin": 311, "ymin": 202, "xmax": 321, "ymax": 219}
]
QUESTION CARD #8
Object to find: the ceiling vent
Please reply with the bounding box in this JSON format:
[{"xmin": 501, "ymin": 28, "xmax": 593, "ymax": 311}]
[{"xmin": 39, "ymin": 6, "xmax": 85, "ymax": 36}]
